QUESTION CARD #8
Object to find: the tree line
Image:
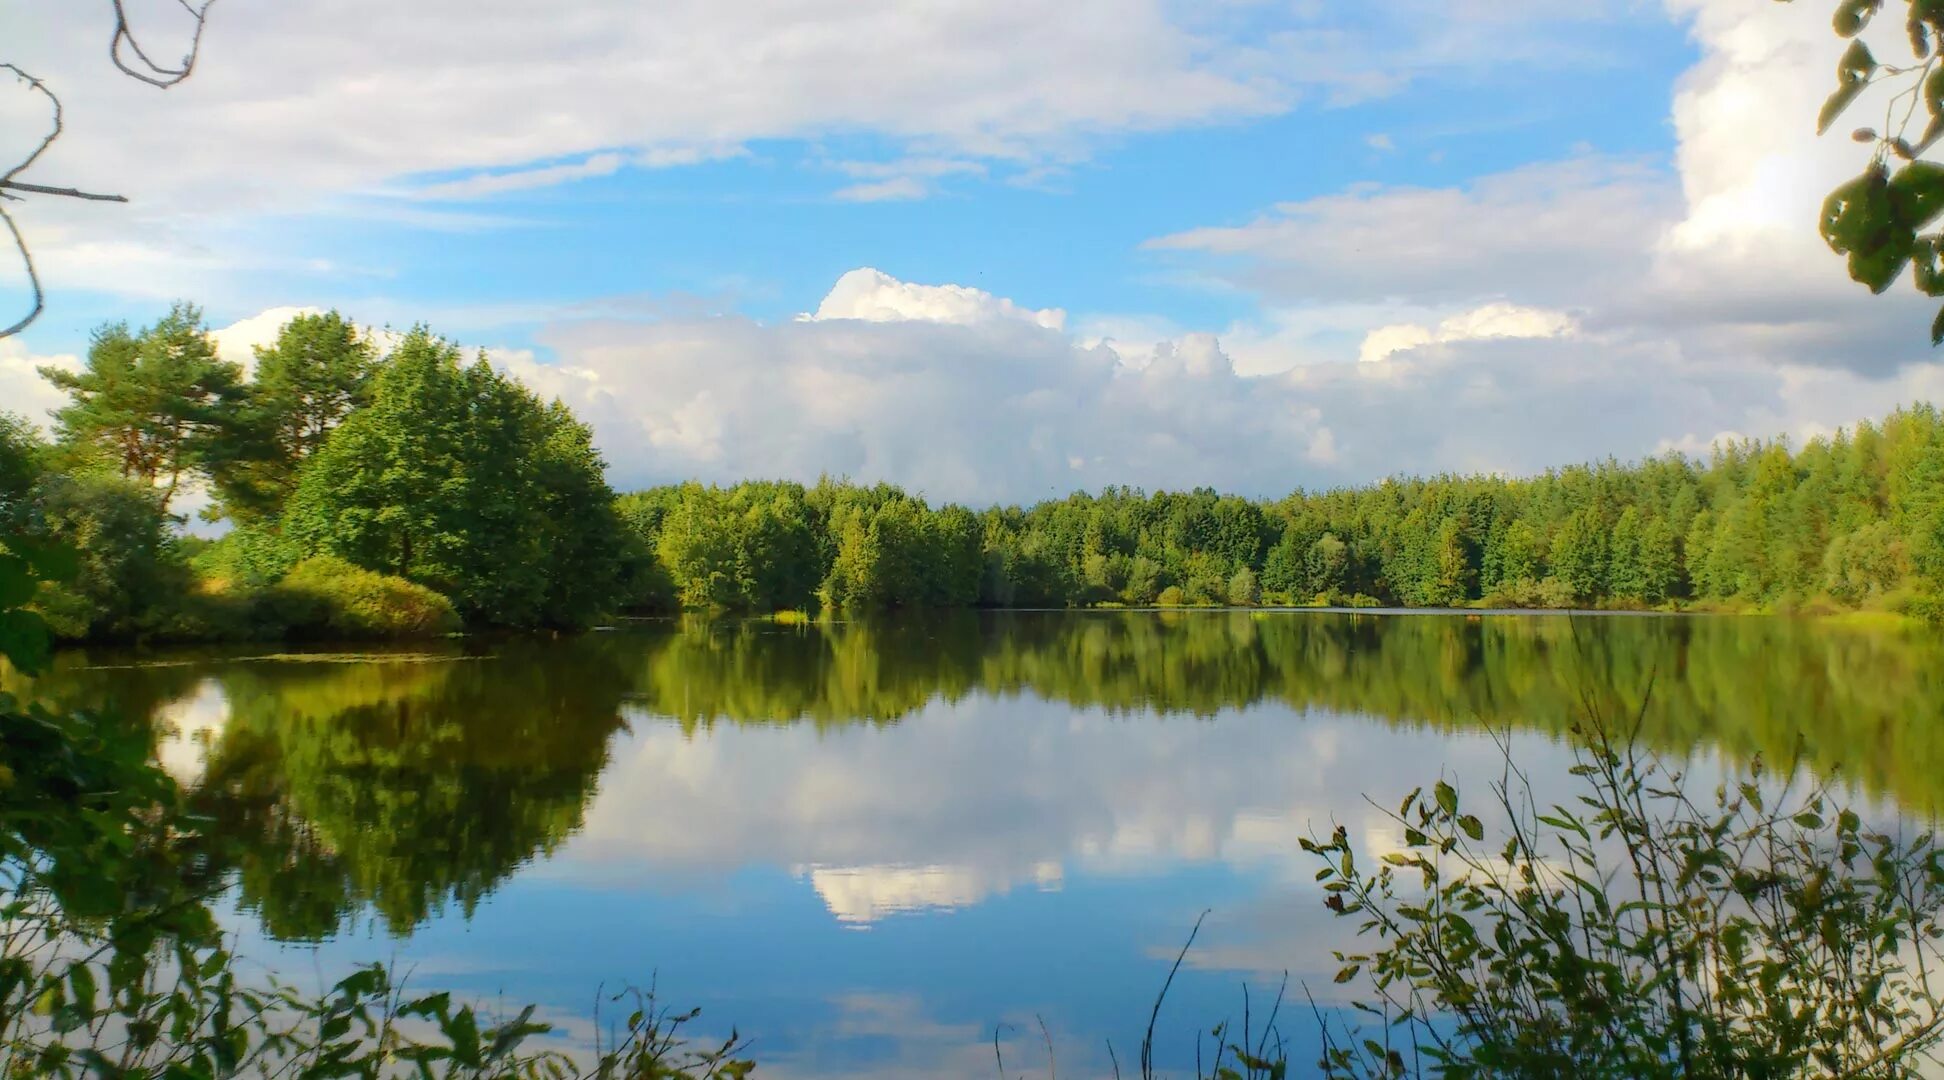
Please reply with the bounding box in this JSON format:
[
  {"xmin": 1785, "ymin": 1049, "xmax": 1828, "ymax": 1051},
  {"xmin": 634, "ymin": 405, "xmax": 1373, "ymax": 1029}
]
[
  {"xmin": 11, "ymin": 305, "xmax": 1944, "ymax": 641},
  {"xmin": 622, "ymin": 405, "xmax": 1944, "ymax": 619}
]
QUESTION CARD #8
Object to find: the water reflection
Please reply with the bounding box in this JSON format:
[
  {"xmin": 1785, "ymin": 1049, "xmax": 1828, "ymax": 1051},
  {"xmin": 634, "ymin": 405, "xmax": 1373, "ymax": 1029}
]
[{"xmin": 19, "ymin": 612, "xmax": 1944, "ymax": 1075}]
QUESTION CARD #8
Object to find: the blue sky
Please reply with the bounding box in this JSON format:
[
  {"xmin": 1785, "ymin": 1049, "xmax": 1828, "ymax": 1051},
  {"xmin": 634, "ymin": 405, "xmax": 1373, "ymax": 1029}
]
[{"xmin": 7, "ymin": 1, "xmax": 1942, "ymax": 502}]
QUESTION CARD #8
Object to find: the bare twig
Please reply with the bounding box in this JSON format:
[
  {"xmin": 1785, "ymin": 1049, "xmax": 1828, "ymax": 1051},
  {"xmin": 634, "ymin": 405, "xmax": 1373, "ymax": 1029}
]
[
  {"xmin": 0, "ymin": 182, "xmax": 128, "ymax": 203},
  {"xmin": 1, "ymin": 4, "xmax": 214, "ymax": 338},
  {"xmin": 0, "ymin": 206, "xmax": 41, "ymax": 338},
  {"xmin": 110, "ymin": 0, "xmax": 218, "ymax": 89}
]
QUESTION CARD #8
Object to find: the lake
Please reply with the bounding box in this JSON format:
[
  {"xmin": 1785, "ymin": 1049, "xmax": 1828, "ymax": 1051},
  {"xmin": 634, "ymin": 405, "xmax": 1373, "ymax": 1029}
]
[{"xmin": 23, "ymin": 610, "xmax": 1944, "ymax": 1077}]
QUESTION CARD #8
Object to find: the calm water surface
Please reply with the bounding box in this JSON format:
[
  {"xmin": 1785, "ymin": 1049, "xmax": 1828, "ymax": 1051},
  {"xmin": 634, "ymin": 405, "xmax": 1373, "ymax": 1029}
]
[{"xmin": 27, "ymin": 611, "xmax": 1944, "ymax": 1077}]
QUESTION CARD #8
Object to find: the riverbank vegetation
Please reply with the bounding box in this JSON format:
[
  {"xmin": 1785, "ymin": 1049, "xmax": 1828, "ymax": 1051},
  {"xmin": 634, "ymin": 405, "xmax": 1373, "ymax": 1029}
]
[
  {"xmin": 9, "ymin": 306, "xmax": 627, "ymax": 643},
  {"xmin": 0, "ymin": 546, "xmax": 754, "ymax": 1079},
  {"xmin": 12, "ymin": 305, "xmax": 1944, "ymax": 643}
]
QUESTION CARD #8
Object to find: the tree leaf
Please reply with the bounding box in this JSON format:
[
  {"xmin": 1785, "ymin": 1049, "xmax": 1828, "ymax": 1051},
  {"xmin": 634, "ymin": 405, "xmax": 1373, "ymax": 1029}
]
[
  {"xmin": 1891, "ymin": 161, "xmax": 1944, "ymax": 230},
  {"xmin": 1821, "ymin": 165, "xmax": 1914, "ymax": 292},
  {"xmin": 1912, "ymin": 236, "xmax": 1944, "ymax": 296},
  {"xmin": 1818, "ymin": 41, "xmax": 1877, "ymax": 135},
  {"xmin": 1835, "ymin": 0, "xmax": 1883, "ymax": 37},
  {"xmin": 1917, "ymin": 114, "xmax": 1944, "ymax": 158},
  {"xmin": 1435, "ymin": 780, "xmax": 1458, "ymax": 815}
]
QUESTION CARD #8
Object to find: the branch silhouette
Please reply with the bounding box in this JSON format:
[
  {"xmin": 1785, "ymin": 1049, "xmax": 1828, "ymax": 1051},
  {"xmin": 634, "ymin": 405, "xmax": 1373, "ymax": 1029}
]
[{"xmin": 2, "ymin": 2, "xmax": 215, "ymax": 339}]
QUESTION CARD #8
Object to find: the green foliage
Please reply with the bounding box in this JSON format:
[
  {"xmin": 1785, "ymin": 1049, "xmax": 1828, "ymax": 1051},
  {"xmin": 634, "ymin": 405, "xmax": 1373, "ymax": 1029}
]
[
  {"xmin": 615, "ymin": 404, "xmax": 1944, "ymax": 620},
  {"xmin": 267, "ymin": 555, "xmax": 460, "ymax": 640},
  {"xmin": 1802, "ymin": 0, "xmax": 1944, "ymax": 340},
  {"xmin": 1227, "ymin": 565, "xmax": 1260, "ymax": 606},
  {"xmin": 212, "ymin": 310, "xmax": 375, "ymax": 522},
  {"xmin": 284, "ymin": 326, "xmax": 625, "ymax": 629},
  {"xmin": 189, "ymin": 521, "xmax": 304, "ymax": 590},
  {"xmin": 27, "ymin": 472, "xmax": 184, "ymax": 640},
  {"xmin": 39, "ymin": 302, "xmax": 247, "ymax": 511},
  {"xmin": 22, "ymin": 308, "xmax": 624, "ymax": 638},
  {"xmin": 1308, "ymin": 724, "xmax": 1944, "ymax": 1078},
  {"xmin": 0, "ymin": 533, "xmax": 751, "ymax": 1077},
  {"xmin": 0, "ymin": 413, "xmax": 47, "ymax": 532}
]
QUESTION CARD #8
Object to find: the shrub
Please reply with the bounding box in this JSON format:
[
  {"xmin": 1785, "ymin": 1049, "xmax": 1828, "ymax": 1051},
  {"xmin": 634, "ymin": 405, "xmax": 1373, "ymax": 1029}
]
[
  {"xmin": 1227, "ymin": 566, "xmax": 1260, "ymax": 607},
  {"xmin": 1155, "ymin": 585, "xmax": 1185, "ymax": 607},
  {"xmin": 1306, "ymin": 722, "xmax": 1944, "ymax": 1078},
  {"xmin": 269, "ymin": 556, "xmax": 459, "ymax": 639},
  {"xmin": 29, "ymin": 474, "xmax": 187, "ymax": 641}
]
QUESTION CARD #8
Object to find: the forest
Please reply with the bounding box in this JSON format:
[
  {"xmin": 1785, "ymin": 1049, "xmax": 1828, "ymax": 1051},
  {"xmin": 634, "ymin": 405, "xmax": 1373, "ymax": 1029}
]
[
  {"xmin": 622, "ymin": 407, "xmax": 1944, "ymax": 620},
  {"xmin": 10, "ymin": 305, "xmax": 1944, "ymax": 643}
]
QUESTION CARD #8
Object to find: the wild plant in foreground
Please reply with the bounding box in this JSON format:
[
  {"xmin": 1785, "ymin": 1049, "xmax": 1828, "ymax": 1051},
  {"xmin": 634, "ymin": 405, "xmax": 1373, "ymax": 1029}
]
[{"xmin": 1305, "ymin": 721, "xmax": 1944, "ymax": 1079}]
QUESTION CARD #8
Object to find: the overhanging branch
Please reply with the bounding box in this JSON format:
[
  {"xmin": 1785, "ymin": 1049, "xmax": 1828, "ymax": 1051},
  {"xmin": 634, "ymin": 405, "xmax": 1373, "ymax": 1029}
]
[
  {"xmin": 0, "ymin": 182, "xmax": 129, "ymax": 204},
  {"xmin": 0, "ymin": 3, "xmax": 215, "ymax": 339}
]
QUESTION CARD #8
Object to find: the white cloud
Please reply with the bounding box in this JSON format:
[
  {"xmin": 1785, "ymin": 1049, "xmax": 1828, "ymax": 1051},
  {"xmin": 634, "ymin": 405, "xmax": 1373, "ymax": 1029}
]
[
  {"xmin": 409, "ymin": 154, "xmax": 626, "ymax": 201},
  {"xmin": 0, "ymin": 338, "xmax": 79, "ymax": 431},
  {"xmin": 1147, "ymin": 155, "xmax": 1676, "ymax": 310},
  {"xmin": 7, "ymin": 0, "xmax": 1299, "ymax": 220},
  {"xmin": 831, "ymin": 157, "xmax": 985, "ymax": 202},
  {"xmin": 0, "ymin": 0, "xmax": 1680, "ymax": 319},
  {"xmin": 831, "ymin": 177, "xmax": 930, "ymax": 203},
  {"xmin": 1149, "ymin": 0, "xmax": 1944, "ymax": 381},
  {"xmin": 805, "ymin": 267, "xmax": 1066, "ymax": 330},
  {"xmin": 1358, "ymin": 302, "xmax": 1578, "ymax": 364},
  {"xmin": 473, "ymin": 267, "xmax": 1944, "ymax": 501},
  {"xmin": 801, "ymin": 861, "xmax": 1062, "ymax": 925}
]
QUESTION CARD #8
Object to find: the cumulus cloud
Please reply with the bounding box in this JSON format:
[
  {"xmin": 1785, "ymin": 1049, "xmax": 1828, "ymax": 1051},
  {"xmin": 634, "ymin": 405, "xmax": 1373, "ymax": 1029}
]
[
  {"xmin": 14, "ymin": 0, "xmax": 1936, "ymax": 500},
  {"xmin": 1148, "ymin": 0, "xmax": 1944, "ymax": 380},
  {"xmin": 805, "ymin": 268, "xmax": 1065, "ymax": 330},
  {"xmin": 476, "ymin": 266, "xmax": 1944, "ymax": 501},
  {"xmin": 1357, "ymin": 303, "xmax": 1578, "ymax": 364},
  {"xmin": 0, "ymin": 338, "xmax": 81, "ymax": 431}
]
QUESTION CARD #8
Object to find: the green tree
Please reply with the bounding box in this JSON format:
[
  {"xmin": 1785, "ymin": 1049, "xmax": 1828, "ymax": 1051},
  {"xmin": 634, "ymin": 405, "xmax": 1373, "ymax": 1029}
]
[
  {"xmin": 30, "ymin": 473, "xmax": 184, "ymax": 640},
  {"xmin": 41, "ymin": 303, "xmax": 246, "ymax": 511},
  {"xmin": 1608, "ymin": 506, "xmax": 1647, "ymax": 601},
  {"xmin": 1261, "ymin": 529, "xmax": 1310, "ymax": 598},
  {"xmin": 214, "ymin": 311, "xmax": 375, "ymax": 521},
  {"xmin": 284, "ymin": 327, "xmax": 622, "ymax": 629},
  {"xmin": 1550, "ymin": 508, "xmax": 1608, "ymax": 603},
  {"xmin": 1226, "ymin": 565, "xmax": 1260, "ymax": 606},
  {"xmin": 1123, "ymin": 555, "xmax": 1163, "ymax": 605},
  {"xmin": 1497, "ymin": 519, "xmax": 1543, "ymax": 586},
  {"xmin": 656, "ymin": 486, "xmax": 740, "ymax": 610},
  {"xmin": 1307, "ymin": 533, "xmax": 1349, "ymax": 599},
  {"xmin": 1638, "ymin": 515, "xmax": 1680, "ymax": 603}
]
